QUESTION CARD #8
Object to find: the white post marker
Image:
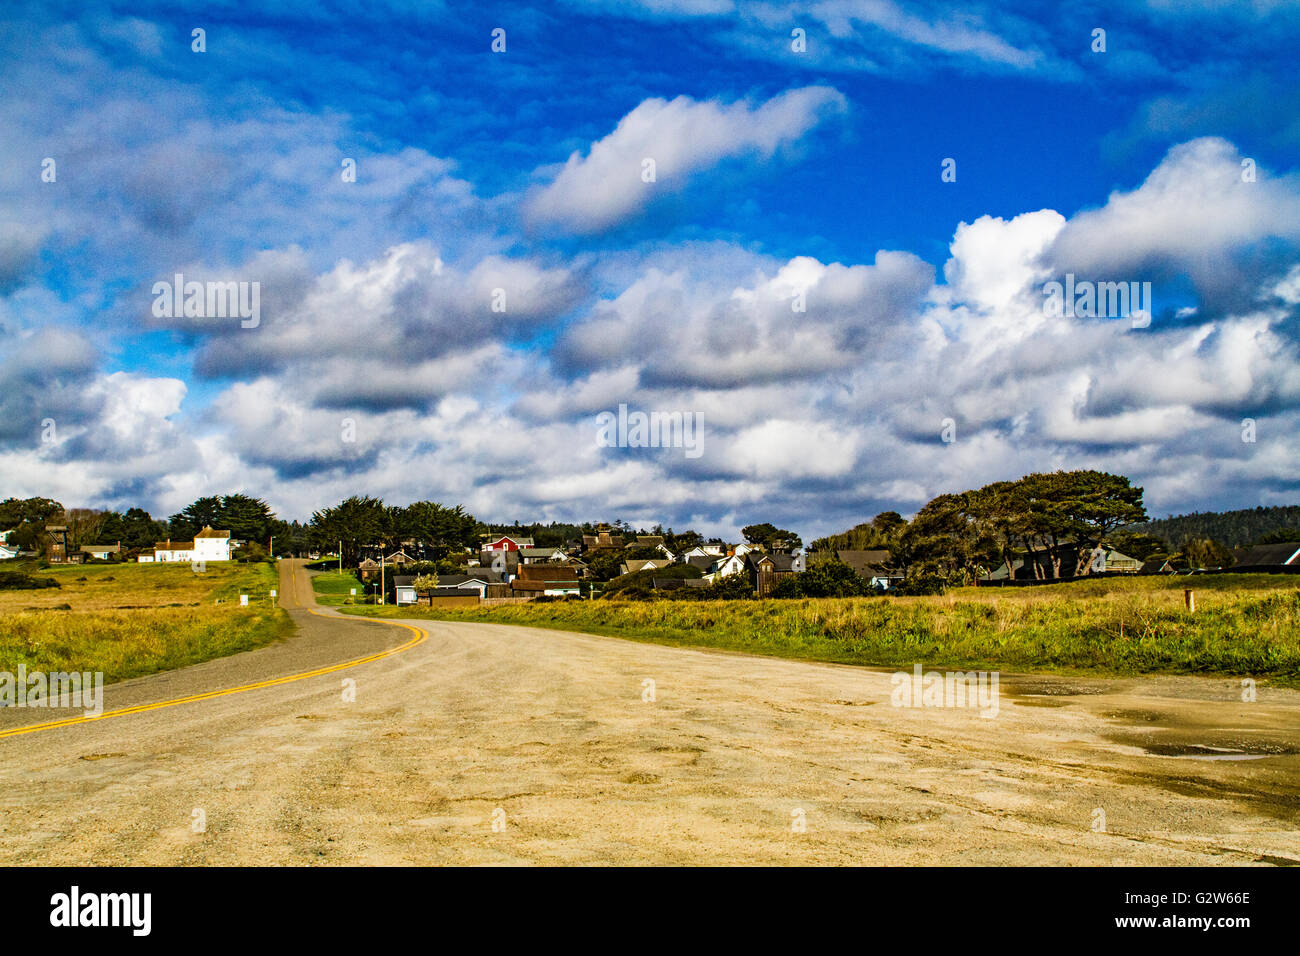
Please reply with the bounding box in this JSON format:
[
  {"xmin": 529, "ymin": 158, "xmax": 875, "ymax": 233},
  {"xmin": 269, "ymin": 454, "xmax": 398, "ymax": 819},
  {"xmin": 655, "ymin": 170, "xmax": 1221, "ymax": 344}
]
[
  {"xmin": 240, "ymin": 594, "xmax": 249, "ymax": 607},
  {"xmin": 350, "ymin": 588, "xmax": 356, "ymax": 595},
  {"xmin": 270, "ymin": 589, "xmax": 277, "ymax": 598}
]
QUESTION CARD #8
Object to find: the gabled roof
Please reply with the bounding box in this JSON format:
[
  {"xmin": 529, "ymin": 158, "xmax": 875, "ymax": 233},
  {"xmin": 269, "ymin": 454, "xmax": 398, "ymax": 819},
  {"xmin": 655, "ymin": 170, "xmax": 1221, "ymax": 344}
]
[
  {"xmin": 836, "ymin": 549, "xmax": 897, "ymax": 577},
  {"xmin": 516, "ymin": 564, "xmax": 580, "ymax": 583},
  {"xmin": 685, "ymin": 554, "xmax": 715, "ymax": 571},
  {"xmin": 1233, "ymin": 542, "xmax": 1300, "ymax": 567},
  {"xmin": 511, "ymin": 579, "xmax": 558, "ymax": 592},
  {"xmin": 194, "ymin": 526, "xmax": 230, "ymax": 538},
  {"xmin": 153, "ymin": 539, "xmax": 195, "ymax": 551},
  {"xmin": 624, "ymin": 558, "xmax": 673, "ymax": 572},
  {"xmin": 437, "ymin": 572, "xmax": 503, "ymax": 588},
  {"xmin": 486, "ymin": 535, "xmax": 533, "ymax": 547}
]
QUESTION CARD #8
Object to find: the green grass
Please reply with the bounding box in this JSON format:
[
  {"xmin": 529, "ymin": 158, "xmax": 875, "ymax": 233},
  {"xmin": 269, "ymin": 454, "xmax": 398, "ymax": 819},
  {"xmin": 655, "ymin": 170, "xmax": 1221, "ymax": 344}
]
[
  {"xmin": 309, "ymin": 569, "xmax": 367, "ymax": 606},
  {"xmin": 0, "ymin": 561, "xmax": 292, "ymax": 686},
  {"xmin": 333, "ymin": 574, "xmax": 1300, "ymax": 685}
]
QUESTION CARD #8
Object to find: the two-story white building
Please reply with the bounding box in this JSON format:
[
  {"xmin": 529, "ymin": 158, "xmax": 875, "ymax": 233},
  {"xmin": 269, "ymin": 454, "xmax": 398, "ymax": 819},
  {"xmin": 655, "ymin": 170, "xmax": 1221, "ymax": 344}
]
[{"xmin": 147, "ymin": 526, "xmax": 233, "ymax": 563}]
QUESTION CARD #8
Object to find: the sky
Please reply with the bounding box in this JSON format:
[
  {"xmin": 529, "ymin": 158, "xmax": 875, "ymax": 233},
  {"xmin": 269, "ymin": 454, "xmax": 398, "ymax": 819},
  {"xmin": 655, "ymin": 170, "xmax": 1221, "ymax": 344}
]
[{"xmin": 2, "ymin": 0, "xmax": 1299, "ymax": 539}]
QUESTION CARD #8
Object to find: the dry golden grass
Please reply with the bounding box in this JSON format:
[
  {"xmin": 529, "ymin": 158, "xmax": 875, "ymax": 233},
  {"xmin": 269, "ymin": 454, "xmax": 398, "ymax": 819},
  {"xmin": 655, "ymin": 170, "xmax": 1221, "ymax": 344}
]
[
  {"xmin": 0, "ymin": 561, "xmax": 290, "ymax": 684},
  {"xmin": 345, "ymin": 573, "xmax": 1300, "ymax": 684}
]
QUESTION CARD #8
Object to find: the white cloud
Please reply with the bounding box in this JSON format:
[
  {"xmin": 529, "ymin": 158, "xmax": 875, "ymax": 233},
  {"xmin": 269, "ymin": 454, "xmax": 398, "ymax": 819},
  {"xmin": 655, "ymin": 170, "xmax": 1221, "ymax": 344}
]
[{"xmin": 525, "ymin": 87, "xmax": 846, "ymax": 233}]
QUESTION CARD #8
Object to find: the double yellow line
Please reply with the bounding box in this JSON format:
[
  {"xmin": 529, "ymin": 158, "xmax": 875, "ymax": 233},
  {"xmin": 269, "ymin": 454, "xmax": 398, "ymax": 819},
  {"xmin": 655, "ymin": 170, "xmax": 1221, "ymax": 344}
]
[{"xmin": 0, "ymin": 606, "xmax": 426, "ymax": 741}]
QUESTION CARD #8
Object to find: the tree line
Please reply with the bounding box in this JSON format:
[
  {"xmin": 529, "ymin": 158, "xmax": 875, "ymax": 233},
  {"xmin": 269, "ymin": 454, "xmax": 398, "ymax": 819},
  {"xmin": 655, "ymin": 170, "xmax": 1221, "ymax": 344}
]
[{"xmin": 812, "ymin": 470, "xmax": 1149, "ymax": 584}]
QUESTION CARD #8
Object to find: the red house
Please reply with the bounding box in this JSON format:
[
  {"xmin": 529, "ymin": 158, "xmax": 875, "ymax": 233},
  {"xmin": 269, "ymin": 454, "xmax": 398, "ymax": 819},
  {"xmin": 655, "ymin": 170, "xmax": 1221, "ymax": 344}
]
[{"xmin": 483, "ymin": 535, "xmax": 533, "ymax": 552}]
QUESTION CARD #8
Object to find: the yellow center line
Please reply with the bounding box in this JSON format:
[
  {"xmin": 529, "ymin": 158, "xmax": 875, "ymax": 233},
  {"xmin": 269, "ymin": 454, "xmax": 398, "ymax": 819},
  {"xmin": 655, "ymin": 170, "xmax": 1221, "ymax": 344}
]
[{"xmin": 0, "ymin": 575, "xmax": 426, "ymax": 740}]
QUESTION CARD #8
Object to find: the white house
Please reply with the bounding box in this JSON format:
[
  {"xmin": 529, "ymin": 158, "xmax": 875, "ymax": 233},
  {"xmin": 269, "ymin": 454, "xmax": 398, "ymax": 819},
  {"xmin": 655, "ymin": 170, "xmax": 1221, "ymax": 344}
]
[
  {"xmin": 149, "ymin": 526, "xmax": 233, "ymax": 563},
  {"xmin": 518, "ymin": 547, "xmax": 569, "ymax": 565},
  {"xmin": 680, "ymin": 544, "xmax": 724, "ymax": 561},
  {"xmin": 703, "ymin": 553, "xmax": 747, "ymax": 582}
]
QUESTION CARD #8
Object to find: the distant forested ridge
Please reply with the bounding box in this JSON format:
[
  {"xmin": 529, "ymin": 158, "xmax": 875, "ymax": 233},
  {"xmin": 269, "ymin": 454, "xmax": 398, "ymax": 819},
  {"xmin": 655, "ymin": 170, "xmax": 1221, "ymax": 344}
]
[{"xmin": 1129, "ymin": 505, "xmax": 1300, "ymax": 549}]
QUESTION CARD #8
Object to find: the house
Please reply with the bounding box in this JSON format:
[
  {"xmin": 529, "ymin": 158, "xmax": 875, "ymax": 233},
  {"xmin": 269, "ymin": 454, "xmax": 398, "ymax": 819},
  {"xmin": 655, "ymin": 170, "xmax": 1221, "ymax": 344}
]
[
  {"xmin": 680, "ymin": 544, "xmax": 724, "ymax": 561},
  {"xmin": 436, "ymin": 571, "xmax": 506, "ymax": 597},
  {"xmin": 684, "ymin": 553, "xmax": 716, "ymax": 573},
  {"xmin": 627, "ymin": 535, "xmax": 672, "ymax": 558},
  {"xmin": 152, "ymin": 539, "xmax": 189, "ymax": 562},
  {"xmin": 836, "ymin": 549, "xmax": 902, "ymax": 589},
  {"xmin": 389, "ymin": 576, "xmax": 482, "ymax": 606},
  {"xmin": 193, "ymin": 526, "xmax": 233, "ymax": 562},
  {"xmin": 986, "ymin": 547, "xmax": 1144, "ymax": 580},
  {"xmin": 357, "ymin": 557, "xmax": 382, "ymax": 579},
  {"xmin": 45, "ymin": 525, "xmax": 70, "ymax": 563},
  {"xmin": 581, "ymin": 528, "xmax": 620, "ymax": 550},
  {"xmin": 619, "ymin": 558, "xmax": 674, "ymax": 576},
  {"xmin": 386, "ymin": 549, "xmax": 416, "ymax": 567},
  {"xmin": 519, "ymin": 546, "xmax": 569, "ymax": 565},
  {"xmin": 1093, "ymin": 548, "xmax": 1143, "ymax": 573},
  {"xmin": 1232, "ymin": 541, "xmax": 1300, "ymax": 570},
  {"xmin": 391, "ymin": 577, "xmax": 419, "ymax": 605},
  {"xmin": 480, "ymin": 548, "xmax": 520, "ymax": 577},
  {"xmin": 702, "ymin": 553, "xmax": 747, "ymax": 583},
  {"xmin": 746, "ymin": 551, "xmax": 806, "ymax": 594},
  {"xmin": 483, "ymin": 534, "xmax": 533, "ymax": 552},
  {"xmin": 746, "ymin": 552, "xmax": 777, "ymax": 594},
  {"xmin": 769, "ymin": 552, "xmax": 805, "ymax": 575},
  {"xmin": 511, "ymin": 564, "xmax": 581, "ymax": 596},
  {"xmin": 0, "ymin": 529, "xmax": 19, "ymax": 560},
  {"xmin": 150, "ymin": 526, "xmax": 233, "ymax": 563},
  {"xmin": 732, "ymin": 542, "xmax": 760, "ymax": 557},
  {"xmin": 80, "ymin": 543, "xmax": 121, "ymax": 561}
]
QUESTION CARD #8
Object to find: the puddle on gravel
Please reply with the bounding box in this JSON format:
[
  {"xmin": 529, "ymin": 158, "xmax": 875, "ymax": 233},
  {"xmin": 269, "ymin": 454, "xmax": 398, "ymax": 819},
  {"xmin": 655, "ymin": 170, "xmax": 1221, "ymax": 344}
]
[
  {"xmin": 1011, "ymin": 697, "xmax": 1071, "ymax": 708},
  {"xmin": 1094, "ymin": 704, "xmax": 1300, "ymax": 821},
  {"xmin": 1139, "ymin": 742, "xmax": 1296, "ymax": 761},
  {"xmin": 1002, "ymin": 678, "xmax": 1110, "ymax": 698}
]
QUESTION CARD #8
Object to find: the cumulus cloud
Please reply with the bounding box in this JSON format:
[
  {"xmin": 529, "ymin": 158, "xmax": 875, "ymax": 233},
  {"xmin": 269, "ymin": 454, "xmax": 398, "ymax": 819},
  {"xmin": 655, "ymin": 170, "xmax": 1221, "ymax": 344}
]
[
  {"xmin": 181, "ymin": 242, "xmax": 582, "ymax": 409},
  {"xmin": 1048, "ymin": 138, "xmax": 1300, "ymax": 304},
  {"xmin": 525, "ymin": 87, "xmax": 847, "ymax": 234},
  {"xmin": 554, "ymin": 249, "xmax": 933, "ymax": 385}
]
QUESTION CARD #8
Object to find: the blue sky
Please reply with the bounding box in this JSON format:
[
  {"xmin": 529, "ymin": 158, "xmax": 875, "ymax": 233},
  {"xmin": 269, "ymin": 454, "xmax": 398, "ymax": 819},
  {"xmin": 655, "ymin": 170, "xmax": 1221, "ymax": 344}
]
[{"xmin": 2, "ymin": 1, "xmax": 1299, "ymax": 536}]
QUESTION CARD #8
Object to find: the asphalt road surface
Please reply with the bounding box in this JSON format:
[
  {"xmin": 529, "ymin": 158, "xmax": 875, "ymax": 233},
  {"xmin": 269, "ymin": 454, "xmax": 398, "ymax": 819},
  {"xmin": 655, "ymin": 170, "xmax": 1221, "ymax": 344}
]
[{"xmin": 0, "ymin": 559, "xmax": 1297, "ymax": 865}]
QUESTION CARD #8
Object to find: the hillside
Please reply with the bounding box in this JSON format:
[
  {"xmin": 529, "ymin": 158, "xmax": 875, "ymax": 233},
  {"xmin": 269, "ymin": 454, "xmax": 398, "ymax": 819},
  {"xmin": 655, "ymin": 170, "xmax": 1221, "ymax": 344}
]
[{"xmin": 1130, "ymin": 505, "xmax": 1300, "ymax": 549}]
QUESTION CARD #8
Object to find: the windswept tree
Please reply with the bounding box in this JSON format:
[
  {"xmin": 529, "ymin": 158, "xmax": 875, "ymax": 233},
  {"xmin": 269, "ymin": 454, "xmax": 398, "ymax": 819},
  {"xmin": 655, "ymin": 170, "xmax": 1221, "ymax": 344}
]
[
  {"xmin": 897, "ymin": 493, "xmax": 999, "ymax": 580},
  {"xmin": 401, "ymin": 501, "xmax": 480, "ymax": 556},
  {"xmin": 310, "ymin": 495, "xmax": 388, "ymax": 566},
  {"xmin": 809, "ymin": 511, "xmax": 907, "ymax": 553},
  {"xmin": 0, "ymin": 496, "xmax": 65, "ymax": 551},
  {"xmin": 741, "ymin": 522, "xmax": 802, "ymax": 552},
  {"xmin": 170, "ymin": 494, "xmax": 283, "ymax": 544}
]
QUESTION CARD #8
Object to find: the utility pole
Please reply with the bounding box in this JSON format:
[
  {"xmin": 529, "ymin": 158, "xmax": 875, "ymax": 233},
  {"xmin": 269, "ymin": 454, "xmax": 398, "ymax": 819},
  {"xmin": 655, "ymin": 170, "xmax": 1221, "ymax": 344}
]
[
  {"xmin": 338, "ymin": 540, "xmax": 342, "ymax": 576},
  {"xmin": 381, "ymin": 551, "xmax": 385, "ymax": 605}
]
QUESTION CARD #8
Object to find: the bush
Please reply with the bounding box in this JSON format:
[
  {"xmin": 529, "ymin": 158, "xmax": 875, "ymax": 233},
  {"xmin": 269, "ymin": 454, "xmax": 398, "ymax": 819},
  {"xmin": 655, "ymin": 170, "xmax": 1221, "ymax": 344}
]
[
  {"xmin": 891, "ymin": 573, "xmax": 949, "ymax": 596},
  {"xmin": 233, "ymin": 541, "xmax": 271, "ymax": 563},
  {"xmin": 0, "ymin": 571, "xmax": 60, "ymax": 590},
  {"xmin": 787, "ymin": 560, "xmax": 870, "ymax": 598}
]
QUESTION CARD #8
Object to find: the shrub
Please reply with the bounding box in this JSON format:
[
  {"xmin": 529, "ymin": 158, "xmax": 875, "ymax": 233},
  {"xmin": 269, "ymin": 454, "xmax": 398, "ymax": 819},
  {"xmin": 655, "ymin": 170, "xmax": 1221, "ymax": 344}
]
[
  {"xmin": 891, "ymin": 573, "xmax": 949, "ymax": 596},
  {"xmin": 0, "ymin": 571, "xmax": 60, "ymax": 590}
]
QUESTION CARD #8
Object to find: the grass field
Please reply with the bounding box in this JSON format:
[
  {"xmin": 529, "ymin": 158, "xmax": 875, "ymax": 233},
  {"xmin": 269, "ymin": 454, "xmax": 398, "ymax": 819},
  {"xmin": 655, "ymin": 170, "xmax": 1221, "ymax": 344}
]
[
  {"xmin": 330, "ymin": 572, "xmax": 1300, "ymax": 684},
  {"xmin": 0, "ymin": 561, "xmax": 291, "ymax": 685},
  {"xmin": 308, "ymin": 569, "xmax": 368, "ymax": 606}
]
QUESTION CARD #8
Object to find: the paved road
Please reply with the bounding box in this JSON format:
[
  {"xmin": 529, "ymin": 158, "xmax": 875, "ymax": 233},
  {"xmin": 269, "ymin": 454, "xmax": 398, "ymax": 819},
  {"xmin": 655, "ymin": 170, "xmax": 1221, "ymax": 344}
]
[{"xmin": 0, "ymin": 559, "xmax": 1297, "ymax": 865}]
